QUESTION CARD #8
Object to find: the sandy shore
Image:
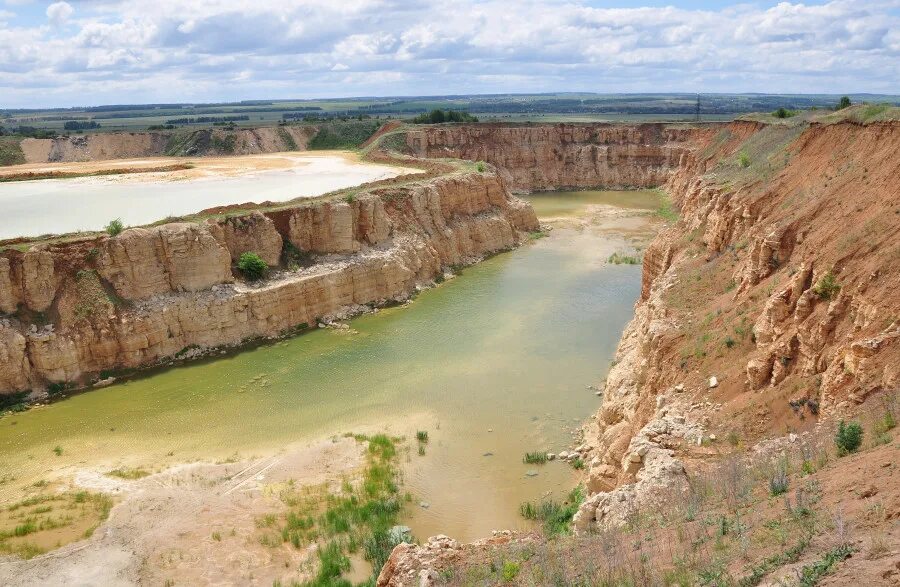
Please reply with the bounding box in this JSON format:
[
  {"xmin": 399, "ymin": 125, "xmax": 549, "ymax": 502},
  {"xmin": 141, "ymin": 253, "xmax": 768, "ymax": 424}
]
[
  {"xmin": 0, "ymin": 437, "xmax": 365, "ymax": 586},
  {"xmin": 0, "ymin": 151, "xmax": 414, "ymax": 183}
]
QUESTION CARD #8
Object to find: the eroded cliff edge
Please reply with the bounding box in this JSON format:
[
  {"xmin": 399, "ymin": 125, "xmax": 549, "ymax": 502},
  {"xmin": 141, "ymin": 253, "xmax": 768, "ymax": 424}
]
[
  {"xmin": 0, "ymin": 168, "xmax": 539, "ymax": 394},
  {"xmin": 377, "ymin": 115, "xmax": 899, "ymax": 585},
  {"xmin": 406, "ymin": 122, "xmax": 719, "ymax": 191}
]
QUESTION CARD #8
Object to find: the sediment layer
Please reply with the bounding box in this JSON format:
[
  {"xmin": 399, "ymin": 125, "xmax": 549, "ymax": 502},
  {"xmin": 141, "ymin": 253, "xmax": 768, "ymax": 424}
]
[
  {"xmin": 406, "ymin": 122, "xmax": 721, "ymax": 191},
  {"xmin": 17, "ymin": 126, "xmax": 316, "ymax": 164},
  {"xmin": 0, "ymin": 170, "xmax": 538, "ymax": 394}
]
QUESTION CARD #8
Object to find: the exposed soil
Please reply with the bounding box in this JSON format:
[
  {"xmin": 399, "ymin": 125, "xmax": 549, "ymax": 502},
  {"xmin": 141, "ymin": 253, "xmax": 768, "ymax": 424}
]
[{"xmin": 0, "ymin": 437, "xmax": 365, "ymax": 586}]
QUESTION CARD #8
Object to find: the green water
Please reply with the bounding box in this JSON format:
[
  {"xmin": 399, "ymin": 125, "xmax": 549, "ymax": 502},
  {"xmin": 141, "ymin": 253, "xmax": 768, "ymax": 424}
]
[
  {"xmin": 527, "ymin": 189, "xmax": 660, "ymax": 217},
  {"xmin": 0, "ymin": 190, "xmax": 656, "ymax": 541}
]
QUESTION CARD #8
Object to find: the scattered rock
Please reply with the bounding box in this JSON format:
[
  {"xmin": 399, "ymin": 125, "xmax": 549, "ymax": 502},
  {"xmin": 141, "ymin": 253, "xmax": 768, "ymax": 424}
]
[
  {"xmin": 525, "ymin": 470, "xmax": 539, "ymax": 477},
  {"xmin": 708, "ymin": 376, "xmax": 719, "ymax": 388},
  {"xmin": 419, "ymin": 501, "xmax": 430, "ymax": 509}
]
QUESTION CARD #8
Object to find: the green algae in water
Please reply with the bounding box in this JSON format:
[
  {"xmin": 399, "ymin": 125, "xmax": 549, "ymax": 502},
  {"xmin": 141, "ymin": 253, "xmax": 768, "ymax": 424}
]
[{"xmin": 0, "ymin": 192, "xmax": 647, "ymax": 541}]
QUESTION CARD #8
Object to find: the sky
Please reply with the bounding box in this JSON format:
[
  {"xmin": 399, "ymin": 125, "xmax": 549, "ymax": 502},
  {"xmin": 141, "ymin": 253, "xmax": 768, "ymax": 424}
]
[{"xmin": 1, "ymin": 0, "xmax": 898, "ymax": 108}]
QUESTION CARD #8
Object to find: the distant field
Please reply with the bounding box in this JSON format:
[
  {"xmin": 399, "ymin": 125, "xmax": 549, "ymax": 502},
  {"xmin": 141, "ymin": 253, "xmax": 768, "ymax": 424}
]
[{"xmin": 2, "ymin": 93, "xmax": 897, "ymax": 135}]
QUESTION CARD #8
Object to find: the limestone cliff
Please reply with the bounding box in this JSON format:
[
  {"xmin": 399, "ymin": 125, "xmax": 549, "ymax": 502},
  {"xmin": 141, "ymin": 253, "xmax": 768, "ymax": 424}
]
[
  {"xmin": 406, "ymin": 123, "xmax": 719, "ymax": 191},
  {"xmin": 573, "ymin": 118, "xmax": 900, "ymax": 532},
  {"xmin": 0, "ymin": 171, "xmax": 538, "ymax": 394},
  {"xmin": 17, "ymin": 126, "xmax": 317, "ymax": 164}
]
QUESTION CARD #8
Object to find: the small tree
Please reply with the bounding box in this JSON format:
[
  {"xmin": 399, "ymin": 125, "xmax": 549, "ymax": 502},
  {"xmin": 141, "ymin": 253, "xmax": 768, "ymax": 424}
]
[
  {"xmin": 237, "ymin": 252, "xmax": 268, "ymax": 281},
  {"xmin": 837, "ymin": 96, "xmax": 851, "ymax": 110},
  {"xmin": 105, "ymin": 218, "xmax": 124, "ymax": 236},
  {"xmin": 835, "ymin": 420, "xmax": 863, "ymax": 456},
  {"xmin": 774, "ymin": 107, "xmax": 788, "ymax": 118}
]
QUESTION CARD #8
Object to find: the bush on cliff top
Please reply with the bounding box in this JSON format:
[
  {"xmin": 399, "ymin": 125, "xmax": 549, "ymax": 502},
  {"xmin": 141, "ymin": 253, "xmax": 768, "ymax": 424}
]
[
  {"xmin": 237, "ymin": 252, "xmax": 268, "ymax": 281},
  {"xmin": 105, "ymin": 218, "xmax": 124, "ymax": 236}
]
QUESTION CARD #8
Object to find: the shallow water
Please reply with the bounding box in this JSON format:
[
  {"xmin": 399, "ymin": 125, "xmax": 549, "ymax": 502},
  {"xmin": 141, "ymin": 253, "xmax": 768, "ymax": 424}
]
[
  {"xmin": 0, "ymin": 154, "xmax": 408, "ymax": 239},
  {"xmin": 0, "ymin": 190, "xmax": 658, "ymax": 542}
]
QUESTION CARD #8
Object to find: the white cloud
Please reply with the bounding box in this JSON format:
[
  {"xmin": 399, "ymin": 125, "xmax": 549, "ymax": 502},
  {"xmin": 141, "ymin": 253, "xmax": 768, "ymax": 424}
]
[
  {"xmin": 46, "ymin": 1, "xmax": 73, "ymax": 25},
  {"xmin": 0, "ymin": 0, "xmax": 896, "ymax": 107}
]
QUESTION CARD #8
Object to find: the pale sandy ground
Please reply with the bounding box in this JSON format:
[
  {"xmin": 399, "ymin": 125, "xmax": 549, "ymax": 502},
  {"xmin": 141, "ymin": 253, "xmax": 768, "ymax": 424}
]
[
  {"xmin": 0, "ymin": 437, "xmax": 364, "ymax": 587},
  {"xmin": 0, "ymin": 151, "xmax": 417, "ymax": 182}
]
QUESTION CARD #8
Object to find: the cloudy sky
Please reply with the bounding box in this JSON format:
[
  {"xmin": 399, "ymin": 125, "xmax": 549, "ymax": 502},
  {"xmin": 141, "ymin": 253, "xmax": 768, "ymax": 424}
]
[{"xmin": 1, "ymin": 0, "xmax": 898, "ymax": 108}]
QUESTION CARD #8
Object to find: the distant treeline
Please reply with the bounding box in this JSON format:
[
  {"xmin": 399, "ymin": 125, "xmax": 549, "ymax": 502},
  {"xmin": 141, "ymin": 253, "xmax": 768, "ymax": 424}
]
[
  {"xmin": 283, "ymin": 112, "xmax": 372, "ymax": 121},
  {"xmin": 165, "ymin": 115, "xmax": 250, "ymax": 124},
  {"xmin": 0, "ymin": 126, "xmax": 56, "ymax": 138},
  {"xmin": 410, "ymin": 110, "xmax": 479, "ymax": 124},
  {"xmin": 63, "ymin": 120, "xmax": 101, "ymax": 130}
]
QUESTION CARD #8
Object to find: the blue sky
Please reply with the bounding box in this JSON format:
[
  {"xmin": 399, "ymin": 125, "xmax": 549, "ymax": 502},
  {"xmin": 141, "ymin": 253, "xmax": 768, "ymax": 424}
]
[{"xmin": 1, "ymin": 0, "xmax": 898, "ymax": 108}]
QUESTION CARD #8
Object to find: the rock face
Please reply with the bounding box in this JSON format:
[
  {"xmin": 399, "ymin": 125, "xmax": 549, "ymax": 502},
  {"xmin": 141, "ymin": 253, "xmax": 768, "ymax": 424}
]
[
  {"xmin": 406, "ymin": 123, "xmax": 718, "ymax": 191},
  {"xmin": 573, "ymin": 119, "xmax": 900, "ymax": 533},
  {"xmin": 0, "ymin": 171, "xmax": 538, "ymax": 394},
  {"xmin": 16, "ymin": 126, "xmax": 317, "ymax": 164}
]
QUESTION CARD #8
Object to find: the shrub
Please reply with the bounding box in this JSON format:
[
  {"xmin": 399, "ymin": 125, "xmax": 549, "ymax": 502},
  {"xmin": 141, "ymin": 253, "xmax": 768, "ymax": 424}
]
[
  {"xmin": 773, "ymin": 108, "xmax": 797, "ymax": 119},
  {"xmin": 105, "ymin": 218, "xmax": 124, "ymax": 236},
  {"xmin": 812, "ymin": 271, "xmax": 840, "ymax": 300},
  {"xmin": 501, "ymin": 561, "xmax": 520, "ymax": 581},
  {"xmin": 416, "ymin": 430, "xmax": 429, "ymax": 443},
  {"xmin": 769, "ymin": 467, "xmax": 789, "ymax": 496},
  {"xmin": 237, "ymin": 252, "xmax": 268, "ymax": 281},
  {"xmin": 837, "ymin": 96, "xmax": 851, "ymax": 110},
  {"xmin": 738, "ymin": 151, "xmax": 751, "ymax": 168},
  {"xmin": 476, "ymin": 161, "xmax": 486, "ymax": 173},
  {"xmin": 835, "ymin": 420, "xmax": 863, "ymax": 456}
]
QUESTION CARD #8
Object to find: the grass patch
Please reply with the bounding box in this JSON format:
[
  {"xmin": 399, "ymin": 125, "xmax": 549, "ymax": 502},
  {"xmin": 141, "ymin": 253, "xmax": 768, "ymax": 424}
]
[
  {"xmin": 522, "ymin": 452, "xmax": 548, "ymax": 465},
  {"xmin": 519, "ymin": 486, "xmax": 584, "ymax": 536},
  {"xmin": 608, "ymin": 252, "xmax": 641, "ymax": 265},
  {"xmin": 308, "ymin": 120, "xmax": 382, "ymax": 150},
  {"xmin": 656, "ymin": 192, "xmax": 678, "ymax": 222},
  {"xmin": 0, "ymin": 137, "xmax": 26, "ymax": 166},
  {"xmin": 796, "ymin": 544, "xmax": 854, "ymax": 586},
  {"xmin": 107, "ymin": 467, "xmax": 150, "ymax": 480},
  {"xmin": 274, "ymin": 433, "xmax": 406, "ymax": 585}
]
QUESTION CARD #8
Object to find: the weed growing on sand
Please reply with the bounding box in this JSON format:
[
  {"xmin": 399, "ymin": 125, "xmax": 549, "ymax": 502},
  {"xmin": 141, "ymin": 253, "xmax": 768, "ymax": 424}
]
[
  {"xmin": 476, "ymin": 161, "xmax": 487, "ymax": 173},
  {"xmin": 608, "ymin": 252, "xmax": 641, "ymax": 265},
  {"xmin": 769, "ymin": 466, "xmax": 789, "ymax": 497},
  {"xmin": 501, "ymin": 560, "xmax": 520, "ymax": 581},
  {"xmin": 528, "ymin": 230, "xmax": 548, "ymax": 240},
  {"xmin": 795, "ymin": 544, "xmax": 854, "ymax": 586},
  {"xmin": 519, "ymin": 486, "xmax": 584, "ymax": 536},
  {"xmin": 52, "ymin": 445, "xmax": 63, "ymax": 456},
  {"xmin": 738, "ymin": 151, "xmax": 751, "ymax": 168},
  {"xmin": 105, "ymin": 218, "xmax": 124, "ymax": 236},
  {"xmin": 416, "ymin": 430, "xmax": 429, "ymax": 443},
  {"xmin": 656, "ymin": 193, "xmax": 678, "ymax": 222},
  {"xmin": 523, "ymin": 452, "xmax": 548, "ymax": 465},
  {"xmin": 276, "ymin": 434, "xmax": 406, "ymax": 585},
  {"xmin": 835, "ymin": 421, "xmax": 863, "ymax": 456},
  {"xmin": 107, "ymin": 467, "xmax": 150, "ymax": 480},
  {"xmin": 812, "ymin": 271, "xmax": 840, "ymax": 300}
]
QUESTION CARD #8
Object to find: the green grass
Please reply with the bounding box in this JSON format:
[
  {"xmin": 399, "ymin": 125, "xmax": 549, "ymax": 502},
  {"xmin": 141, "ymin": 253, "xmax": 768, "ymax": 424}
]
[
  {"xmin": 415, "ymin": 430, "xmax": 429, "ymax": 443},
  {"xmin": 278, "ymin": 434, "xmax": 406, "ymax": 585},
  {"xmin": 656, "ymin": 193, "xmax": 678, "ymax": 222},
  {"xmin": 812, "ymin": 271, "xmax": 840, "ymax": 300},
  {"xmin": 518, "ymin": 486, "xmax": 584, "ymax": 536},
  {"xmin": 796, "ymin": 544, "xmax": 854, "ymax": 586},
  {"xmin": 523, "ymin": 452, "xmax": 548, "ymax": 465},
  {"xmin": 307, "ymin": 120, "xmax": 382, "ymax": 150},
  {"xmin": 608, "ymin": 252, "xmax": 641, "ymax": 265}
]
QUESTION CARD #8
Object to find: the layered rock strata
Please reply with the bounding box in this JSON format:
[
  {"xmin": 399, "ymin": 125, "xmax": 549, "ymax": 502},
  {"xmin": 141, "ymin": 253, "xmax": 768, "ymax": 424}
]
[
  {"xmin": 0, "ymin": 171, "xmax": 538, "ymax": 393},
  {"xmin": 406, "ymin": 123, "xmax": 720, "ymax": 191}
]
